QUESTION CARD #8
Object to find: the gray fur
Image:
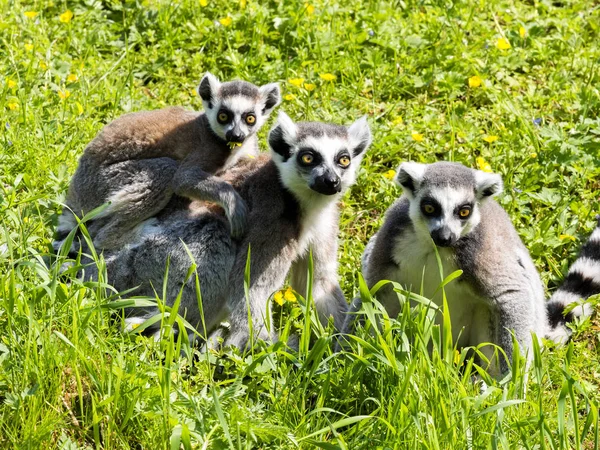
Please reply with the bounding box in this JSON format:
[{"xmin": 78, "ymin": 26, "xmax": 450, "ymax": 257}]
[
  {"xmin": 53, "ymin": 73, "xmax": 281, "ymax": 252},
  {"xmin": 86, "ymin": 113, "xmax": 371, "ymax": 350},
  {"xmin": 546, "ymin": 218, "xmax": 600, "ymax": 343},
  {"xmin": 344, "ymin": 161, "xmax": 546, "ymax": 376}
]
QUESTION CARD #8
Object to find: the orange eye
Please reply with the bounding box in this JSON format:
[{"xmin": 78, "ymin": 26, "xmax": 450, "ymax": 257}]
[
  {"xmin": 459, "ymin": 208, "xmax": 471, "ymax": 218},
  {"xmin": 423, "ymin": 204, "xmax": 436, "ymax": 214},
  {"xmin": 301, "ymin": 154, "xmax": 314, "ymax": 164},
  {"xmin": 338, "ymin": 156, "xmax": 350, "ymax": 167},
  {"xmin": 217, "ymin": 112, "xmax": 229, "ymax": 123},
  {"xmin": 245, "ymin": 114, "xmax": 256, "ymax": 125}
]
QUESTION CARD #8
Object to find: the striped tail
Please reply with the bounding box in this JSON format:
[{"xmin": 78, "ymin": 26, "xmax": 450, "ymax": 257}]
[{"xmin": 546, "ymin": 219, "xmax": 600, "ymax": 343}]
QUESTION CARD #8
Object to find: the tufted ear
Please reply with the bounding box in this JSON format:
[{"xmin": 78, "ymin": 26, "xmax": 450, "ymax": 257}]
[
  {"xmin": 347, "ymin": 115, "xmax": 372, "ymax": 157},
  {"xmin": 395, "ymin": 162, "xmax": 427, "ymax": 197},
  {"xmin": 268, "ymin": 111, "xmax": 297, "ymax": 161},
  {"xmin": 259, "ymin": 83, "xmax": 281, "ymax": 116},
  {"xmin": 474, "ymin": 170, "xmax": 503, "ymax": 199},
  {"xmin": 197, "ymin": 72, "xmax": 221, "ymax": 109}
]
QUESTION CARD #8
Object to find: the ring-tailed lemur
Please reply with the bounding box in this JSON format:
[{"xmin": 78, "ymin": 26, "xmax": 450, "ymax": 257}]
[
  {"xmin": 52, "ymin": 72, "xmax": 280, "ymax": 252},
  {"xmin": 546, "ymin": 218, "xmax": 600, "ymax": 343},
  {"xmin": 342, "ymin": 161, "xmax": 547, "ymax": 376},
  {"xmin": 87, "ymin": 112, "xmax": 372, "ymax": 349}
]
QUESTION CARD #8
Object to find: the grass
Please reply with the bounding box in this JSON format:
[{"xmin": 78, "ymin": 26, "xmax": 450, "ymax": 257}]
[{"xmin": 1, "ymin": 0, "xmax": 600, "ymax": 447}]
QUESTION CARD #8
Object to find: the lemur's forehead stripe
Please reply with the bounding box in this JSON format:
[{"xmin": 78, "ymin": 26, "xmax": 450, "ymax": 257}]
[
  {"xmin": 295, "ymin": 122, "xmax": 348, "ymax": 141},
  {"xmin": 219, "ymin": 81, "xmax": 260, "ymax": 100},
  {"xmin": 221, "ymin": 95, "xmax": 260, "ymax": 113},
  {"xmin": 423, "ymin": 162, "xmax": 476, "ymax": 190},
  {"xmin": 425, "ymin": 186, "xmax": 474, "ymax": 207}
]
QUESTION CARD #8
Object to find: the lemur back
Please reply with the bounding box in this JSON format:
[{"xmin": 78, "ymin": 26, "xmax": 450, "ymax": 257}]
[
  {"xmin": 345, "ymin": 162, "xmax": 547, "ymax": 376},
  {"xmin": 53, "ymin": 73, "xmax": 280, "ymax": 253},
  {"xmin": 85, "ymin": 112, "xmax": 372, "ymax": 350}
]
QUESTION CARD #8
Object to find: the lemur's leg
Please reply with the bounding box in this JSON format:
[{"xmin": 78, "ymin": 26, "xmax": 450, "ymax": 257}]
[
  {"xmin": 91, "ymin": 157, "xmax": 179, "ymax": 250},
  {"xmin": 490, "ymin": 285, "xmax": 538, "ymax": 376},
  {"xmin": 216, "ymin": 216, "xmax": 297, "ymax": 350},
  {"xmin": 172, "ymin": 153, "xmax": 247, "ymax": 238},
  {"xmin": 289, "ymin": 237, "xmax": 347, "ymax": 333}
]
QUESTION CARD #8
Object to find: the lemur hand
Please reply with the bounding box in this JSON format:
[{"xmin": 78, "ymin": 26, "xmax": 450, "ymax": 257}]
[{"xmin": 224, "ymin": 190, "xmax": 248, "ymax": 239}]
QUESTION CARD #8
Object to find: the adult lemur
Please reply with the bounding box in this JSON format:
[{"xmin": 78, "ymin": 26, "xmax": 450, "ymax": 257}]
[
  {"xmin": 88, "ymin": 112, "xmax": 372, "ymax": 349},
  {"xmin": 343, "ymin": 161, "xmax": 547, "ymax": 375},
  {"xmin": 53, "ymin": 73, "xmax": 280, "ymax": 252}
]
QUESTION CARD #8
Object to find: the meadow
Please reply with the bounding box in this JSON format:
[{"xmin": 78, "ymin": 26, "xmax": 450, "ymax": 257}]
[{"xmin": 1, "ymin": 0, "xmax": 600, "ymax": 447}]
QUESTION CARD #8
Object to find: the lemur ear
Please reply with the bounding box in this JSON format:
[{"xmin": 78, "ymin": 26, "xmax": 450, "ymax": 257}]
[
  {"xmin": 268, "ymin": 111, "xmax": 297, "ymax": 161},
  {"xmin": 198, "ymin": 72, "xmax": 221, "ymax": 109},
  {"xmin": 474, "ymin": 170, "xmax": 503, "ymax": 198},
  {"xmin": 259, "ymin": 83, "xmax": 281, "ymax": 116},
  {"xmin": 347, "ymin": 115, "xmax": 372, "ymax": 157},
  {"xmin": 395, "ymin": 162, "xmax": 427, "ymax": 196}
]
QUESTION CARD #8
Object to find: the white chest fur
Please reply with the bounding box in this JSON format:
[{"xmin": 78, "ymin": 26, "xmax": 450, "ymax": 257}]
[{"xmin": 391, "ymin": 231, "xmax": 490, "ymax": 347}]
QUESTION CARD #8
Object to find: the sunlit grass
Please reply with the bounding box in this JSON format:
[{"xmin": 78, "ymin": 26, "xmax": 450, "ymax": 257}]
[{"xmin": 1, "ymin": 0, "xmax": 599, "ymax": 447}]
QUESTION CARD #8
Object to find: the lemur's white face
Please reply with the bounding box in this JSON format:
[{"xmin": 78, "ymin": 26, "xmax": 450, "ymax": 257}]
[
  {"xmin": 198, "ymin": 73, "xmax": 280, "ymax": 145},
  {"xmin": 396, "ymin": 162, "xmax": 503, "ymax": 247},
  {"xmin": 268, "ymin": 112, "xmax": 372, "ymax": 201}
]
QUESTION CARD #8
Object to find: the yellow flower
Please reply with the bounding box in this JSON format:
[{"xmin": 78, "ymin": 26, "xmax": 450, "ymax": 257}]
[
  {"xmin": 483, "ymin": 135, "xmax": 499, "ymax": 143},
  {"xmin": 58, "ymin": 89, "xmax": 71, "ymax": 99},
  {"xmin": 273, "ymin": 291, "xmax": 285, "ymax": 306},
  {"xmin": 383, "ymin": 169, "xmax": 396, "ymax": 180},
  {"xmin": 189, "ymin": 88, "xmax": 197, "ymax": 96},
  {"xmin": 283, "ymin": 287, "xmax": 297, "ymax": 303},
  {"xmin": 411, "ymin": 131, "xmax": 424, "ymax": 142},
  {"xmin": 199, "ymin": 0, "xmax": 208, "ymax": 6},
  {"xmin": 288, "ymin": 77, "xmax": 304, "ymax": 87},
  {"xmin": 284, "ymin": 93, "xmax": 296, "ymax": 101},
  {"xmin": 24, "ymin": 11, "xmax": 38, "ymax": 19},
  {"xmin": 529, "ymin": 152, "xmax": 537, "ymax": 159},
  {"xmin": 319, "ymin": 73, "xmax": 336, "ymax": 82},
  {"xmin": 476, "ymin": 157, "xmax": 493, "ymax": 173},
  {"xmin": 39, "ymin": 61, "xmax": 48, "ymax": 70},
  {"xmin": 468, "ymin": 75, "xmax": 482, "ymax": 88},
  {"xmin": 391, "ymin": 117, "xmax": 403, "ymax": 126},
  {"xmin": 305, "ymin": 3, "xmax": 315, "ymax": 14},
  {"xmin": 76, "ymin": 102, "xmax": 84, "ymax": 115},
  {"xmin": 219, "ymin": 16, "xmax": 232, "ymax": 27},
  {"xmin": 303, "ymin": 83, "xmax": 316, "ymax": 91},
  {"xmin": 519, "ymin": 26, "xmax": 527, "ymax": 38},
  {"xmin": 7, "ymin": 79, "xmax": 17, "ymax": 88},
  {"xmin": 560, "ymin": 234, "xmax": 576, "ymax": 242},
  {"xmin": 7, "ymin": 102, "xmax": 19, "ymax": 111},
  {"xmin": 67, "ymin": 74, "xmax": 78, "ymax": 83},
  {"xmin": 59, "ymin": 10, "xmax": 73, "ymax": 23},
  {"xmin": 25, "ymin": 43, "xmax": 34, "ymax": 52},
  {"xmin": 240, "ymin": 0, "xmax": 247, "ymax": 7},
  {"xmin": 496, "ymin": 37, "xmax": 511, "ymax": 50}
]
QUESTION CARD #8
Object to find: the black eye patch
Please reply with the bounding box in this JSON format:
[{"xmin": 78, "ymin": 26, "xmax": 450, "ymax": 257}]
[
  {"xmin": 217, "ymin": 109, "xmax": 232, "ymax": 124},
  {"xmin": 455, "ymin": 203, "xmax": 474, "ymax": 219},
  {"xmin": 296, "ymin": 147, "xmax": 321, "ymax": 167},
  {"xmin": 420, "ymin": 198, "xmax": 442, "ymax": 217}
]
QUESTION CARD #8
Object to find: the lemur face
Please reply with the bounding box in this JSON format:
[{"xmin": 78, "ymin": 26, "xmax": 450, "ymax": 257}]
[
  {"xmin": 268, "ymin": 112, "xmax": 372, "ymax": 198},
  {"xmin": 198, "ymin": 73, "xmax": 281, "ymax": 145},
  {"xmin": 395, "ymin": 161, "xmax": 503, "ymax": 247}
]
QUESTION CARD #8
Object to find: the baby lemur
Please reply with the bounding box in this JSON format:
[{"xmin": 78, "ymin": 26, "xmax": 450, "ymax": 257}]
[
  {"xmin": 86, "ymin": 112, "xmax": 372, "ymax": 350},
  {"xmin": 344, "ymin": 161, "xmax": 547, "ymax": 375},
  {"xmin": 53, "ymin": 72, "xmax": 280, "ymax": 252}
]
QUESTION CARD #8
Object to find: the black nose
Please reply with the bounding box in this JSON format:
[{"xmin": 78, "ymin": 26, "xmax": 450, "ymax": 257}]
[
  {"xmin": 226, "ymin": 130, "xmax": 245, "ymax": 143},
  {"xmin": 431, "ymin": 228, "xmax": 454, "ymax": 247},
  {"xmin": 311, "ymin": 175, "xmax": 342, "ymax": 195},
  {"xmin": 324, "ymin": 176, "xmax": 340, "ymax": 189}
]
